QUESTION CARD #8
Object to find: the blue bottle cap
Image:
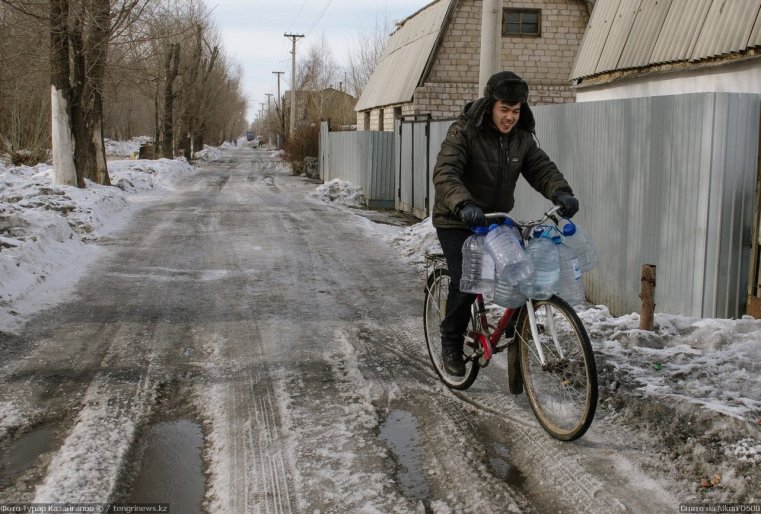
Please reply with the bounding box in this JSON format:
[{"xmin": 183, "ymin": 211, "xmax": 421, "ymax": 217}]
[
  {"xmin": 473, "ymin": 226, "xmax": 489, "ymax": 235},
  {"xmin": 487, "ymin": 223, "xmax": 499, "ymax": 232},
  {"xmin": 561, "ymin": 218, "xmax": 576, "ymax": 236}
]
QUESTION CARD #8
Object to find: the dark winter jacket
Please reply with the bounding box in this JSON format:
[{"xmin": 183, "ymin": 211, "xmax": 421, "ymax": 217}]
[{"xmin": 432, "ymin": 97, "xmax": 573, "ymax": 229}]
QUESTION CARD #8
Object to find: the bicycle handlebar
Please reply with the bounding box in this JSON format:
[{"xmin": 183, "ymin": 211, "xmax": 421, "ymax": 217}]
[{"xmin": 485, "ymin": 205, "xmax": 562, "ymax": 226}]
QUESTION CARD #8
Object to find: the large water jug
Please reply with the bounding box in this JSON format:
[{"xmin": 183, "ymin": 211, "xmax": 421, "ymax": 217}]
[
  {"xmin": 484, "ymin": 222, "xmax": 534, "ymax": 284},
  {"xmin": 493, "ymin": 272, "xmax": 525, "ymax": 308},
  {"xmin": 519, "ymin": 231, "xmax": 560, "ymax": 300},
  {"xmin": 460, "ymin": 227, "xmax": 493, "ymax": 293},
  {"xmin": 558, "ymin": 218, "xmax": 598, "ymax": 273},
  {"xmin": 554, "ymin": 239, "xmax": 585, "ymax": 306}
]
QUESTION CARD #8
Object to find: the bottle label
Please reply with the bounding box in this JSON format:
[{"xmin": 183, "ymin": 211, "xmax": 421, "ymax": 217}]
[{"xmin": 572, "ymin": 257, "xmax": 582, "ymax": 280}]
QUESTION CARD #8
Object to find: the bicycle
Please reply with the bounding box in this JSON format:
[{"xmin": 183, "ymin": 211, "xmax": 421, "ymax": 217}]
[{"xmin": 423, "ymin": 207, "xmax": 598, "ymax": 441}]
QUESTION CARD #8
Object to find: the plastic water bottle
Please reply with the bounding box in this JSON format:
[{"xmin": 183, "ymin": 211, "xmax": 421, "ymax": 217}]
[
  {"xmin": 519, "ymin": 231, "xmax": 560, "ymax": 300},
  {"xmin": 493, "ymin": 272, "xmax": 525, "ymax": 308},
  {"xmin": 460, "ymin": 227, "xmax": 493, "ymax": 293},
  {"xmin": 484, "ymin": 222, "xmax": 534, "ymax": 284},
  {"xmin": 558, "ymin": 218, "xmax": 598, "ymax": 273},
  {"xmin": 554, "ymin": 239, "xmax": 586, "ymax": 306}
]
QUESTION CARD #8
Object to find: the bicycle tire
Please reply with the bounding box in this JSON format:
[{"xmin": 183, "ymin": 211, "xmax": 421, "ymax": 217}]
[
  {"xmin": 516, "ymin": 295, "xmax": 598, "ymax": 441},
  {"xmin": 423, "ymin": 267, "xmax": 480, "ymax": 390}
]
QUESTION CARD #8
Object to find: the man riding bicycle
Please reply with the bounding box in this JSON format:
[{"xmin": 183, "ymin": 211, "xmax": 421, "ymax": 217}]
[{"xmin": 432, "ymin": 70, "xmax": 579, "ymax": 377}]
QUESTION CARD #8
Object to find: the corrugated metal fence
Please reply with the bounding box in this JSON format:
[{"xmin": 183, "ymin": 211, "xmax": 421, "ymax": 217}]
[
  {"xmin": 320, "ymin": 93, "xmax": 761, "ymax": 318},
  {"xmin": 319, "ymin": 121, "xmax": 395, "ymax": 209}
]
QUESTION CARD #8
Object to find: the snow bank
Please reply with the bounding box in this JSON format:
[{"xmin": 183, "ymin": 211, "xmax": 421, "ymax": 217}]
[{"xmin": 0, "ymin": 156, "xmax": 196, "ymax": 334}]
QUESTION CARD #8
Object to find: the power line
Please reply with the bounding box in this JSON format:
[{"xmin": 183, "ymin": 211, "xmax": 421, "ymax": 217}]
[
  {"xmin": 286, "ymin": 0, "xmax": 309, "ymax": 32},
  {"xmin": 306, "ymin": 0, "xmax": 334, "ymax": 35}
]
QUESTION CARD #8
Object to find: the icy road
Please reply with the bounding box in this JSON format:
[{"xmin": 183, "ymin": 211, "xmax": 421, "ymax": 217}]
[{"xmin": 0, "ymin": 145, "xmax": 756, "ymax": 513}]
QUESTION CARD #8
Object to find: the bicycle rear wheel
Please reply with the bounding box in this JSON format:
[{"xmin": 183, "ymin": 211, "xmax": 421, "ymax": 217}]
[
  {"xmin": 516, "ymin": 296, "xmax": 597, "ymax": 441},
  {"xmin": 423, "ymin": 267, "xmax": 479, "ymax": 390}
]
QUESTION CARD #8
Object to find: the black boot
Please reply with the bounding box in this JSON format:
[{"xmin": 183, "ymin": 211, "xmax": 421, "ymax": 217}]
[{"xmin": 442, "ymin": 349, "xmax": 466, "ymax": 377}]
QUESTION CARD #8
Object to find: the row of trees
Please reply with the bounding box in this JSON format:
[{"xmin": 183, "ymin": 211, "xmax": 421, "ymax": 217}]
[
  {"xmin": 0, "ymin": 0, "xmax": 393, "ymax": 187},
  {"xmin": 0, "ymin": 0, "xmax": 248, "ymax": 186}
]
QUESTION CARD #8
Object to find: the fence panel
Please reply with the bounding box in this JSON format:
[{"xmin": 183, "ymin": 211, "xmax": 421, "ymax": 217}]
[
  {"xmin": 321, "ymin": 94, "xmax": 759, "ymax": 318},
  {"xmin": 516, "ymin": 92, "xmax": 760, "ymax": 318},
  {"xmin": 398, "ymin": 122, "xmax": 414, "ymax": 213},
  {"xmin": 319, "ymin": 126, "xmax": 395, "ymax": 209}
]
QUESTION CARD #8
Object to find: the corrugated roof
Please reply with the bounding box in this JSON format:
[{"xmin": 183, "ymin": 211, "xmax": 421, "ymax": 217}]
[
  {"xmin": 596, "ymin": 0, "xmax": 639, "ymax": 72},
  {"xmin": 618, "ymin": 0, "xmax": 671, "ymax": 69},
  {"xmin": 355, "ymin": 0, "xmax": 451, "ymax": 112},
  {"xmin": 572, "ymin": 0, "xmax": 761, "ymax": 81},
  {"xmin": 752, "ymin": 6, "xmax": 761, "ymax": 45},
  {"xmin": 571, "ymin": 0, "xmax": 622, "ymax": 81},
  {"xmin": 651, "ymin": 0, "xmax": 712, "ymax": 63}
]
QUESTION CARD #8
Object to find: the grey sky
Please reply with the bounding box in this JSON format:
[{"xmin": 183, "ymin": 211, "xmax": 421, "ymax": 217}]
[{"xmin": 212, "ymin": 0, "xmax": 432, "ymax": 122}]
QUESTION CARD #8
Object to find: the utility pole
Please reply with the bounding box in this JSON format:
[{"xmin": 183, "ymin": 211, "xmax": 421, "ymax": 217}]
[
  {"xmin": 259, "ymin": 102, "xmax": 265, "ymax": 137},
  {"xmin": 284, "ymin": 33, "xmax": 304, "ymax": 138},
  {"xmin": 265, "ymin": 93, "xmax": 273, "ymax": 146},
  {"xmin": 273, "ymin": 71, "xmax": 285, "ymax": 147},
  {"xmin": 479, "ymin": 0, "xmax": 502, "ymax": 93}
]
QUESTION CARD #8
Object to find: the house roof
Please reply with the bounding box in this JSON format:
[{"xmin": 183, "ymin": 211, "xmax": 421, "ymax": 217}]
[
  {"xmin": 355, "ymin": 0, "xmax": 453, "ymax": 112},
  {"xmin": 571, "ymin": 0, "xmax": 761, "ymax": 84}
]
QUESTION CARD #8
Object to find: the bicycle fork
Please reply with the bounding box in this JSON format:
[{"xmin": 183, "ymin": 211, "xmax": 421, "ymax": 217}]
[{"xmin": 524, "ymin": 299, "xmax": 566, "ymax": 367}]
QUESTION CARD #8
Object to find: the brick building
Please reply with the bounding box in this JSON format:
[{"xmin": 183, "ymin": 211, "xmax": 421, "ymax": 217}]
[
  {"xmin": 355, "ymin": 0, "xmax": 592, "ymax": 130},
  {"xmin": 285, "ymin": 87, "xmax": 357, "ymax": 129}
]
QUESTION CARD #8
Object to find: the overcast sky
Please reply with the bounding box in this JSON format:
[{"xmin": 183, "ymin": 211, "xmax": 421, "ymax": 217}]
[{"xmin": 211, "ymin": 0, "xmax": 432, "ymax": 123}]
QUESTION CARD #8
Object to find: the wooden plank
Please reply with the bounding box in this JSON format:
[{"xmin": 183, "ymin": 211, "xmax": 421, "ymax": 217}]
[{"xmin": 747, "ymin": 295, "xmax": 761, "ymax": 319}]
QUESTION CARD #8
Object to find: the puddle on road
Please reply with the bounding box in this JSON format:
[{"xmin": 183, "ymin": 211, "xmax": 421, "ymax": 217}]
[
  {"xmin": 0, "ymin": 425, "xmax": 59, "ymax": 487},
  {"xmin": 127, "ymin": 419, "xmax": 205, "ymax": 513},
  {"xmin": 486, "ymin": 442, "xmax": 526, "ymax": 490},
  {"xmin": 378, "ymin": 409, "xmax": 429, "ymax": 500}
]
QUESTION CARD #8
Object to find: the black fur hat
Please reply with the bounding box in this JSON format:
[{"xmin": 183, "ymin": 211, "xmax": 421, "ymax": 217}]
[{"xmin": 484, "ymin": 71, "xmax": 529, "ymax": 103}]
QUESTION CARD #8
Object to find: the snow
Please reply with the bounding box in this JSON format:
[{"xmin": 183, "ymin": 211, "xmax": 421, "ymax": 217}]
[
  {"xmin": 309, "ymin": 178, "xmax": 367, "ymax": 207},
  {"xmin": 1, "ymin": 143, "xmax": 760, "ymax": 503},
  {"xmin": 0, "ymin": 152, "xmax": 196, "ymax": 334}
]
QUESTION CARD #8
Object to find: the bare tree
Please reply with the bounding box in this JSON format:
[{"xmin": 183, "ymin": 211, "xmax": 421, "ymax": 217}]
[
  {"xmin": 346, "ymin": 20, "xmax": 391, "ymax": 98},
  {"xmin": 47, "ymin": 0, "xmax": 149, "ymax": 187},
  {"xmin": 0, "ymin": 2, "xmax": 52, "ymax": 165},
  {"xmin": 161, "ymin": 42, "xmax": 179, "ymax": 158},
  {"xmin": 49, "ymin": 0, "xmax": 77, "ymax": 185},
  {"xmin": 295, "ymin": 35, "xmax": 340, "ymax": 124},
  {"xmin": 3, "ymin": 0, "xmax": 248, "ymax": 172}
]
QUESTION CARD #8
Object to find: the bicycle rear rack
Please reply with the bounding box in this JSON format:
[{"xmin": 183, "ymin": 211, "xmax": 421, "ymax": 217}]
[{"xmin": 424, "ymin": 253, "xmax": 447, "ymax": 281}]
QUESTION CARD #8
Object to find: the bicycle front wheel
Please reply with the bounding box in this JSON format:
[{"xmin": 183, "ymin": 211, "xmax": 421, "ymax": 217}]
[
  {"xmin": 423, "ymin": 267, "xmax": 479, "ymax": 390},
  {"xmin": 516, "ymin": 296, "xmax": 598, "ymax": 441}
]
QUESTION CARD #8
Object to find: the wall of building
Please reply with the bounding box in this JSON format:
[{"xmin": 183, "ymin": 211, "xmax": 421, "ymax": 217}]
[
  {"xmin": 356, "ymin": 104, "xmax": 417, "ymax": 132},
  {"xmin": 417, "ymin": 0, "xmax": 589, "ymax": 117}
]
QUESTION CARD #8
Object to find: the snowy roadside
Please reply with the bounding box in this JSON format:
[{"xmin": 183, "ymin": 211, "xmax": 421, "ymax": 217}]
[{"xmin": 0, "ymin": 140, "xmax": 197, "ymax": 335}]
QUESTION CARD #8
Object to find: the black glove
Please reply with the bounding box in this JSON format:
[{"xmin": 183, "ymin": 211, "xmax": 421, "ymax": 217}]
[
  {"xmin": 457, "ymin": 201, "xmax": 487, "ymax": 227},
  {"xmin": 553, "ymin": 191, "xmax": 579, "ymax": 218}
]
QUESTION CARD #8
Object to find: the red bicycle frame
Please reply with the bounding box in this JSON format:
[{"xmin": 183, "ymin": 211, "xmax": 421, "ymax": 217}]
[{"xmin": 467, "ymin": 293, "xmax": 520, "ymax": 363}]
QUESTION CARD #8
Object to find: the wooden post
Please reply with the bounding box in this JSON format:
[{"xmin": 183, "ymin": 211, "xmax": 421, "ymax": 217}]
[{"xmin": 640, "ymin": 264, "xmax": 656, "ymax": 330}]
